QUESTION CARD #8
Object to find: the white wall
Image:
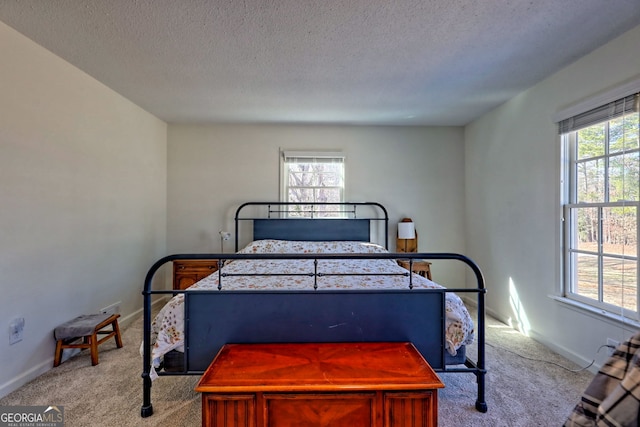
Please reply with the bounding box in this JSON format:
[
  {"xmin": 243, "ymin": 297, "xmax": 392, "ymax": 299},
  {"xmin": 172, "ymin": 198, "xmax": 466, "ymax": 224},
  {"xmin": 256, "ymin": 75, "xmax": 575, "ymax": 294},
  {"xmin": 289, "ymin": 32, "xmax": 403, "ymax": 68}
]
[
  {"xmin": 167, "ymin": 124, "xmax": 469, "ymax": 286},
  {"xmin": 465, "ymin": 24, "xmax": 640, "ymax": 368},
  {"xmin": 0, "ymin": 22, "xmax": 167, "ymax": 396},
  {"xmin": 7, "ymin": 11, "xmax": 634, "ymax": 401}
]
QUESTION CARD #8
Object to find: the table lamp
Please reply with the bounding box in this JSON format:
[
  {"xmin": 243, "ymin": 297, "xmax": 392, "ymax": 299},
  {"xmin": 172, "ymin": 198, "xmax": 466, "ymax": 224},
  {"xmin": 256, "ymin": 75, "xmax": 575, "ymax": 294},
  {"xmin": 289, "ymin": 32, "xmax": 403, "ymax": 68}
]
[{"xmin": 397, "ymin": 218, "xmax": 417, "ymax": 252}]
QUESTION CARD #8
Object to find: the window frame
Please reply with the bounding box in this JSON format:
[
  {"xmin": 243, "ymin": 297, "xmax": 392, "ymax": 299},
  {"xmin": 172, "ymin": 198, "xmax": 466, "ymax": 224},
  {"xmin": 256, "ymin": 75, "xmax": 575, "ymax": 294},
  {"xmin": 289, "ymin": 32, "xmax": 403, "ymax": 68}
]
[
  {"xmin": 561, "ymin": 103, "xmax": 640, "ymax": 321},
  {"xmin": 279, "ymin": 150, "xmax": 346, "ymax": 218}
]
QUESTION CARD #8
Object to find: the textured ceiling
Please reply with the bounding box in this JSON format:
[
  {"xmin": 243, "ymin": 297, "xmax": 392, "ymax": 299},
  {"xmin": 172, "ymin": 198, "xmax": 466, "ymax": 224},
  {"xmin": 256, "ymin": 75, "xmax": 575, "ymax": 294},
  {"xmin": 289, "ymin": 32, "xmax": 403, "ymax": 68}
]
[{"xmin": 1, "ymin": 1, "xmax": 639, "ymax": 126}]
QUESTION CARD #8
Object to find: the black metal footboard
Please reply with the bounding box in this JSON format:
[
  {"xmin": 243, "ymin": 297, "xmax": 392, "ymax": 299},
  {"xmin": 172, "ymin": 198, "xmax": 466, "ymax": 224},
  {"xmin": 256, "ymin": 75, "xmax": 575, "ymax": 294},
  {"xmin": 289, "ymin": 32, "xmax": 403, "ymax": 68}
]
[{"xmin": 140, "ymin": 252, "xmax": 487, "ymax": 417}]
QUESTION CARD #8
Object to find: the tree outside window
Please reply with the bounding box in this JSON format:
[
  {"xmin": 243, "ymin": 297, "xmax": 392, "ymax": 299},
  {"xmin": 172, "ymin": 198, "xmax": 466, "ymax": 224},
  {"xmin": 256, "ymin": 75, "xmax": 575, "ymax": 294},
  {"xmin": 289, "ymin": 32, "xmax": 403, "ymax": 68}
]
[
  {"xmin": 563, "ymin": 107, "xmax": 639, "ymax": 317},
  {"xmin": 281, "ymin": 151, "xmax": 345, "ymax": 218}
]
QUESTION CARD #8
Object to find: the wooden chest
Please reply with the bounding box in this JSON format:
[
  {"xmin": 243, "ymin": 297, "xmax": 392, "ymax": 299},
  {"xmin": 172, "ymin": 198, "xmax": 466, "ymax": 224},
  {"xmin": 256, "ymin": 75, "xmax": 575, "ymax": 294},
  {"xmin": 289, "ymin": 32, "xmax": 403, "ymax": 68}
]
[{"xmin": 195, "ymin": 342, "xmax": 444, "ymax": 427}]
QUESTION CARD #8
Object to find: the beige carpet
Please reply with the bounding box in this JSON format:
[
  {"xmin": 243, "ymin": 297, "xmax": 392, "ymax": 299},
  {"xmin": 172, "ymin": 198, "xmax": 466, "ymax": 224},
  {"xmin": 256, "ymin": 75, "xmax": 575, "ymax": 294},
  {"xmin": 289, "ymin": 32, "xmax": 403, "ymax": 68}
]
[{"xmin": 0, "ymin": 311, "xmax": 593, "ymax": 426}]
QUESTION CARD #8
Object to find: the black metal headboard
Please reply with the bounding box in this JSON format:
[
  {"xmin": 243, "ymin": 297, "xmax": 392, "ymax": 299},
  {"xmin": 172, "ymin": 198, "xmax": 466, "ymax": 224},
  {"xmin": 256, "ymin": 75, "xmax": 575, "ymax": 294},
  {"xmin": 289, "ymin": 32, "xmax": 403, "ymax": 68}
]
[{"xmin": 234, "ymin": 202, "xmax": 389, "ymax": 251}]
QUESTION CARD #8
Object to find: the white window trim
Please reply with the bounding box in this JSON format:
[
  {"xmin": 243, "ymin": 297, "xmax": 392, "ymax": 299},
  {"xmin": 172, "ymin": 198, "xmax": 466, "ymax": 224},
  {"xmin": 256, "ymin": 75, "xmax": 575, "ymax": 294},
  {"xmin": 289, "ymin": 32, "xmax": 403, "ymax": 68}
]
[
  {"xmin": 549, "ymin": 294, "xmax": 640, "ymax": 330},
  {"xmin": 279, "ymin": 149, "xmax": 346, "ymax": 216},
  {"xmin": 555, "ymin": 82, "xmax": 640, "ymax": 324}
]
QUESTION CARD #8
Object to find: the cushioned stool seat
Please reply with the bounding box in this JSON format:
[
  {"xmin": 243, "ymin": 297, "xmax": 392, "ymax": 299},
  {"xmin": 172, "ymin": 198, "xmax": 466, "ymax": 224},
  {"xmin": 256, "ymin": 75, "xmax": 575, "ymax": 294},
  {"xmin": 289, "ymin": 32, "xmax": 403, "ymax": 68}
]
[{"xmin": 53, "ymin": 313, "xmax": 123, "ymax": 367}]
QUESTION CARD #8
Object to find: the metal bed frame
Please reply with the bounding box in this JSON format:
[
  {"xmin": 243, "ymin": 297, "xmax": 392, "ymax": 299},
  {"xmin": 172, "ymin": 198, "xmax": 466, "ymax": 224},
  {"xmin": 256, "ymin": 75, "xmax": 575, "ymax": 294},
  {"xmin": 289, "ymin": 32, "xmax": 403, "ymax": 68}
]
[{"xmin": 141, "ymin": 202, "xmax": 487, "ymax": 417}]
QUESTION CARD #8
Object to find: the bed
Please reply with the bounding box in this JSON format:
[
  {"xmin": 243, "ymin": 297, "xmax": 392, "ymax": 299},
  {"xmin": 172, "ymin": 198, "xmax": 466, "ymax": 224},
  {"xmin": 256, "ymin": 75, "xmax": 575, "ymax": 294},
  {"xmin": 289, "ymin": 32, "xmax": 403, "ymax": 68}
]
[{"xmin": 141, "ymin": 202, "xmax": 487, "ymax": 417}]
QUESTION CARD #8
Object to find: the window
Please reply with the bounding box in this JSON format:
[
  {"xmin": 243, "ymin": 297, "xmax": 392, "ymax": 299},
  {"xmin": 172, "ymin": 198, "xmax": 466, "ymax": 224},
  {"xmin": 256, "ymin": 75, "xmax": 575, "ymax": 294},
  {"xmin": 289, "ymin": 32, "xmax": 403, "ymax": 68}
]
[
  {"xmin": 280, "ymin": 150, "xmax": 345, "ymax": 217},
  {"xmin": 560, "ymin": 92, "xmax": 640, "ymax": 320}
]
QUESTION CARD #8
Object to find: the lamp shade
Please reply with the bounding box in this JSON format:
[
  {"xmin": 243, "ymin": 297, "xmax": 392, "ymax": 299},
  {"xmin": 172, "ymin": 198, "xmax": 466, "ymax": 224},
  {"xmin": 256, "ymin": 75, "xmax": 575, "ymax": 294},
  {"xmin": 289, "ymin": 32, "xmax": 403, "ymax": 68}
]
[{"xmin": 398, "ymin": 221, "xmax": 416, "ymax": 239}]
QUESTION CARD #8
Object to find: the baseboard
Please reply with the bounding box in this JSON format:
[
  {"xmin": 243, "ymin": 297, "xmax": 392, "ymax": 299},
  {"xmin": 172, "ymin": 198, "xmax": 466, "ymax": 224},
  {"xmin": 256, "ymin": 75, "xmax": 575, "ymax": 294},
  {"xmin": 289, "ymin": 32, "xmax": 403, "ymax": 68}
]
[
  {"xmin": 0, "ymin": 358, "xmax": 53, "ymax": 399},
  {"xmin": 461, "ymin": 296, "xmax": 600, "ymax": 374},
  {"xmin": 528, "ymin": 329, "xmax": 601, "ymax": 374},
  {"xmin": 460, "ymin": 296, "xmax": 506, "ymax": 324},
  {"xmin": 118, "ymin": 296, "xmax": 168, "ymax": 329},
  {"xmin": 0, "ymin": 297, "xmax": 168, "ymax": 399}
]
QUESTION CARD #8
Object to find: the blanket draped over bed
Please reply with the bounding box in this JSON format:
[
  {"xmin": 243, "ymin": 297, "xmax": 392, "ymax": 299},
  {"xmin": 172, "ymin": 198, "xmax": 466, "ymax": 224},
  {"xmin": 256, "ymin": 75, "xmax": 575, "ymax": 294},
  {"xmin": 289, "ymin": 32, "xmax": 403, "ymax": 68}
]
[
  {"xmin": 564, "ymin": 330, "xmax": 640, "ymax": 427},
  {"xmin": 146, "ymin": 239, "xmax": 475, "ymax": 373}
]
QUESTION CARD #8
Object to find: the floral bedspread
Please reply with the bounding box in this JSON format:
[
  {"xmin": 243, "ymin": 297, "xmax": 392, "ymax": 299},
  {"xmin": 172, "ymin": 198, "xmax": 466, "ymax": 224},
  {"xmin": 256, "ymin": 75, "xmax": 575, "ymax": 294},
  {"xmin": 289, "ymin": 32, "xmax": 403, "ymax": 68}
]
[{"xmin": 145, "ymin": 240, "xmax": 475, "ymax": 372}]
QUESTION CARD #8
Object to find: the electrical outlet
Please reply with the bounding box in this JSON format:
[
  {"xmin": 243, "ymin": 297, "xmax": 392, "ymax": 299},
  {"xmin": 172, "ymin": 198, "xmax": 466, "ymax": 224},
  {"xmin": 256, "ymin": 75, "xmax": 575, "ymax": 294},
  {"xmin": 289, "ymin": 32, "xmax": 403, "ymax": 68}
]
[
  {"xmin": 101, "ymin": 301, "xmax": 121, "ymax": 316},
  {"xmin": 607, "ymin": 338, "xmax": 620, "ymax": 355},
  {"xmin": 9, "ymin": 317, "xmax": 25, "ymax": 345}
]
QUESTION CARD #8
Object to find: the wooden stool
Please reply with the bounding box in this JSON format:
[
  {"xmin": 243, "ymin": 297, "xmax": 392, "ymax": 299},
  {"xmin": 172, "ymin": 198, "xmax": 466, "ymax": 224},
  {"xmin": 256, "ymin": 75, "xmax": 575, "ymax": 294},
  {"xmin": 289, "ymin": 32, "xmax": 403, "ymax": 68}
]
[{"xmin": 53, "ymin": 313, "xmax": 123, "ymax": 367}]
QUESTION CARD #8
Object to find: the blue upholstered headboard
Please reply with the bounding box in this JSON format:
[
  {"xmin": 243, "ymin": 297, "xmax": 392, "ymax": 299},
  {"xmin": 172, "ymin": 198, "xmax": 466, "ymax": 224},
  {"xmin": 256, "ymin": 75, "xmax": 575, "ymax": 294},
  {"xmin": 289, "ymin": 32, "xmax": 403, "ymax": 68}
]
[{"xmin": 253, "ymin": 218, "xmax": 371, "ymax": 242}]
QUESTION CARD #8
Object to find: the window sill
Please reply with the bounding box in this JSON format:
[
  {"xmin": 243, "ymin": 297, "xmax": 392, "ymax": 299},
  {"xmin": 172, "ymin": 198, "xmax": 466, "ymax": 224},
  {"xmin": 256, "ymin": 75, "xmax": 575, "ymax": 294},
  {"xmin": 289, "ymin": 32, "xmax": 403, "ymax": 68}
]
[{"xmin": 550, "ymin": 295, "xmax": 640, "ymax": 330}]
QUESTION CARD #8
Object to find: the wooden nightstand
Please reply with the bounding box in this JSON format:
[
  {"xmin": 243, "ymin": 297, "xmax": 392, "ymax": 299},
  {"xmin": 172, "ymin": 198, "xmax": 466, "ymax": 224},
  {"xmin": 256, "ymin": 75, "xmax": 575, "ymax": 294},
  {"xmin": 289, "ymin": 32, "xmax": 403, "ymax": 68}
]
[
  {"xmin": 173, "ymin": 259, "xmax": 219, "ymax": 290},
  {"xmin": 398, "ymin": 259, "xmax": 432, "ymax": 281}
]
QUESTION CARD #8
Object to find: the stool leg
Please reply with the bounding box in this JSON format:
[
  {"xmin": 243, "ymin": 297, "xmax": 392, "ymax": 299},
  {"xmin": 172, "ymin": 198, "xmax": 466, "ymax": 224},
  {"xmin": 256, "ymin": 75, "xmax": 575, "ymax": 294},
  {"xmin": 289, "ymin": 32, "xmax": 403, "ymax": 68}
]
[
  {"xmin": 53, "ymin": 340, "xmax": 63, "ymax": 367},
  {"xmin": 89, "ymin": 334, "xmax": 99, "ymax": 366},
  {"xmin": 113, "ymin": 320, "xmax": 123, "ymax": 348}
]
